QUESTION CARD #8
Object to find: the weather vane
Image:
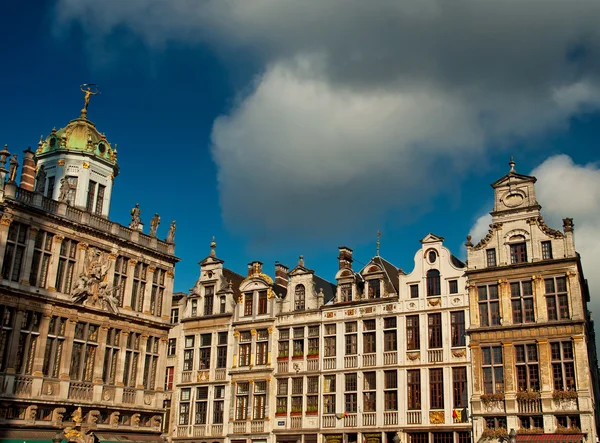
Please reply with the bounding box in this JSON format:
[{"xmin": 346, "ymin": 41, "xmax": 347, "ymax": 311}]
[
  {"xmin": 376, "ymin": 231, "xmax": 381, "ymax": 256},
  {"xmin": 80, "ymin": 84, "xmax": 100, "ymax": 115}
]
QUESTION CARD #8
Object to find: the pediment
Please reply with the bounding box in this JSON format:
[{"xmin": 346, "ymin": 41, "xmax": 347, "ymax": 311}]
[
  {"xmin": 289, "ymin": 265, "xmax": 314, "ymax": 277},
  {"xmin": 420, "ymin": 233, "xmax": 445, "ymax": 244}
]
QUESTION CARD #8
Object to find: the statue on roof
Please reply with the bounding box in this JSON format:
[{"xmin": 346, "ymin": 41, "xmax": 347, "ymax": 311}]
[
  {"xmin": 150, "ymin": 213, "xmax": 161, "ymax": 237},
  {"xmin": 58, "ymin": 178, "xmax": 69, "ymax": 203},
  {"xmin": 80, "ymin": 84, "xmax": 100, "ymax": 113},
  {"xmin": 130, "ymin": 203, "xmax": 141, "ymax": 230},
  {"xmin": 8, "ymin": 154, "xmax": 18, "ymax": 182},
  {"xmin": 166, "ymin": 220, "xmax": 176, "ymax": 243},
  {"xmin": 35, "ymin": 165, "xmax": 46, "ymax": 193}
]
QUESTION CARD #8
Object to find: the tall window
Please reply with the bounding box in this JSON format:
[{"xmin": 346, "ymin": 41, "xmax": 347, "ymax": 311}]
[
  {"xmin": 213, "ymin": 385, "xmax": 224, "ymax": 423},
  {"xmin": 384, "ymin": 370, "xmax": 398, "ymax": 411},
  {"xmin": 191, "ymin": 300, "xmax": 197, "ymax": 317},
  {"xmin": 340, "ymin": 284, "xmax": 352, "ymax": 302},
  {"xmin": 510, "ymin": 241, "xmax": 528, "ymax": 264},
  {"xmin": 453, "ymin": 367, "xmax": 468, "ymax": 408},
  {"xmin": 308, "ymin": 326, "xmax": 319, "ymax": 357},
  {"xmin": 324, "ymin": 324, "xmax": 336, "ymax": 357},
  {"xmin": 238, "ymin": 331, "xmax": 251, "ymax": 366},
  {"xmin": 277, "ymin": 379, "xmax": 288, "ymax": 414},
  {"xmin": 170, "ymin": 308, "xmax": 179, "ymax": 324},
  {"xmin": 2, "ymin": 222, "xmax": 27, "ymax": 282},
  {"xmin": 482, "ymin": 345, "xmax": 504, "ymax": 394},
  {"xmin": 292, "ymin": 377, "xmax": 304, "ymax": 413},
  {"xmin": 69, "ymin": 322, "xmax": 99, "ymax": 382},
  {"xmin": 345, "ymin": 373, "xmax": 357, "ymax": 413},
  {"xmin": 253, "ymin": 381, "xmax": 267, "ymax": 419},
  {"xmin": 546, "ymin": 277, "xmax": 569, "ymax": 321},
  {"xmin": 143, "ymin": 337, "xmax": 159, "ymax": 389},
  {"xmin": 407, "ymin": 369, "xmax": 421, "ymax": 410},
  {"xmin": 323, "ymin": 375, "xmax": 336, "ymax": 413},
  {"xmin": 363, "ymin": 371, "xmax": 376, "ymax": 412},
  {"xmin": 123, "ymin": 332, "xmax": 140, "ymax": 387},
  {"xmin": 541, "ymin": 241, "xmax": 553, "ymax": 260},
  {"xmin": 216, "ymin": 332, "xmax": 227, "ymax": 368},
  {"xmin": 65, "ymin": 176, "xmax": 78, "ymax": 204},
  {"xmin": 451, "ymin": 311, "xmax": 466, "ymax": 347},
  {"xmin": 15, "ymin": 311, "xmax": 41, "ymax": 375},
  {"xmin": 486, "ymin": 248, "xmax": 497, "ymax": 267},
  {"xmin": 407, "ymin": 315, "xmax": 420, "ymax": 350},
  {"xmin": 515, "ymin": 344, "xmax": 539, "ymax": 391},
  {"xmin": 165, "ymin": 367, "xmax": 174, "ymax": 391},
  {"xmin": 244, "ymin": 293, "xmax": 253, "ymax": 316},
  {"xmin": 204, "ymin": 285, "xmax": 214, "ymax": 315},
  {"xmin": 42, "ymin": 316, "xmax": 66, "ymax": 378},
  {"xmin": 307, "ymin": 376, "xmax": 319, "ymax": 413},
  {"xmin": 345, "ymin": 322, "xmax": 357, "ymax": 355},
  {"xmin": 293, "ymin": 327, "xmax": 304, "ymax": 358},
  {"xmin": 295, "ymin": 285, "xmax": 305, "ymax": 311},
  {"xmin": 368, "ymin": 279, "xmax": 380, "ymax": 298},
  {"xmin": 384, "ymin": 317, "xmax": 397, "ymax": 352},
  {"xmin": 551, "ymin": 341, "xmax": 576, "ymax": 391},
  {"xmin": 410, "ymin": 284, "xmax": 419, "ymax": 298},
  {"xmin": 430, "ymin": 368, "xmax": 444, "ymax": 409},
  {"xmin": 102, "ymin": 327, "xmax": 121, "ymax": 385},
  {"xmin": 363, "ymin": 319, "xmax": 376, "ymax": 354},
  {"xmin": 426, "ymin": 270, "xmax": 441, "ymax": 296},
  {"xmin": 219, "ymin": 296, "xmax": 226, "ymax": 314},
  {"xmin": 86, "ymin": 180, "xmax": 97, "ymax": 212},
  {"xmin": 478, "ymin": 284, "xmax": 500, "ymax": 326},
  {"xmin": 150, "ymin": 268, "xmax": 166, "ymax": 317},
  {"xmin": 428, "ymin": 313, "xmax": 442, "ymax": 349},
  {"xmin": 94, "ymin": 184, "xmax": 105, "ymax": 214},
  {"xmin": 258, "ymin": 290, "xmax": 268, "ymax": 314},
  {"xmin": 131, "ymin": 262, "xmax": 148, "ymax": 312},
  {"xmin": 183, "ymin": 336, "xmax": 194, "ymax": 371},
  {"xmin": 113, "ymin": 256, "xmax": 128, "ymax": 307},
  {"xmin": 256, "ymin": 329, "xmax": 268, "ymax": 365},
  {"xmin": 46, "ymin": 176, "xmax": 55, "ymax": 199},
  {"xmin": 55, "ymin": 239, "xmax": 77, "ymax": 294},
  {"xmin": 179, "ymin": 388, "xmax": 191, "ymax": 425},
  {"xmin": 29, "ymin": 230, "xmax": 53, "ymax": 288},
  {"xmin": 195, "ymin": 387, "xmax": 208, "ymax": 424},
  {"xmin": 167, "ymin": 338, "xmax": 176, "ymax": 357},
  {"xmin": 0, "ymin": 306, "xmax": 15, "ymax": 371},
  {"xmin": 199, "ymin": 333, "xmax": 211, "ymax": 369},
  {"xmin": 510, "ymin": 280, "xmax": 534, "ymax": 324}
]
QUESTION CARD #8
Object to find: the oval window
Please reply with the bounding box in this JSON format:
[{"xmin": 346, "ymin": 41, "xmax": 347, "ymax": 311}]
[
  {"xmin": 49, "ymin": 137, "xmax": 56, "ymax": 148},
  {"xmin": 98, "ymin": 143, "xmax": 106, "ymax": 154},
  {"xmin": 428, "ymin": 250, "xmax": 437, "ymax": 263}
]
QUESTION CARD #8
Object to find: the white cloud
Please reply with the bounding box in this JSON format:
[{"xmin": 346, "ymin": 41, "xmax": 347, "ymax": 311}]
[{"xmin": 55, "ymin": 0, "xmax": 600, "ymax": 242}]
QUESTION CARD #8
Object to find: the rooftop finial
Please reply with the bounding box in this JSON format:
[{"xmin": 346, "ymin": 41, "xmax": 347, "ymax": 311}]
[
  {"xmin": 376, "ymin": 231, "xmax": 381, "ymax": 256},
  {"xmin": 298, "ymin": 255, "xmax": 304, "ymax": 267},
  {"xmin": 210, "ymin": 236, "xmax": 217, "ymax": 257},
  {"xmin": 509, "ymin": 156, "xmax": 516, "ymax": 172},
  {"xmin": 80, "ymin": 84, "xmax": 100, "ymax": 118}
]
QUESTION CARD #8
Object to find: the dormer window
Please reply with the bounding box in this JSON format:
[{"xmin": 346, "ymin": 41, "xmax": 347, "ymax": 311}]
[
  {"xmin": 191, "ymin": 300, "xmax": 197, "ymax": 317},
  {"xmin": 49, "ymin": 137, "xmax": 56, "ymax": 148},
  {"xmin": 367, "ymin": 279, "xmax": 380, "ymax": 299},
  {"xmin": 219, "ymin": 296, "xmax": 226, "ymax": 314},
  {"xmin": 541, "ymin": 241, "xmax": 553, "ymax": 260},
  {"xmin": 426, "ymin": 270, "xmax": 441, "ymax": 296},
  {"xmin": 510, "ymin": 240, "xmax": 527, "ymax": 264},
  {"xmin": 486, "ymin": 249, "xmax": 497, "ymax": 267},
  {"xmin": 204, "ymin": 286, "xmax": 214, "ymax": 316},
  {"xmin": 258, "ymin": 290, "xmax": 268, "ymax": 314},
  {"xmin": 244, "ymin": 293, "xmax": 253, "ymax": 316},
  {"xmin": 340, "ymin": 284, "xmax": 352, "ymax": 302},
  {"xmin": 294, "ymin": 285, "xmax": 305, "ymax": 311}
]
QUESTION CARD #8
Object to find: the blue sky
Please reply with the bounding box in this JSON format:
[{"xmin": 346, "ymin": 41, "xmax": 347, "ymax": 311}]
[{"xmin": 1, "ymin": 0, "xmax": 600, "ymax": 296}]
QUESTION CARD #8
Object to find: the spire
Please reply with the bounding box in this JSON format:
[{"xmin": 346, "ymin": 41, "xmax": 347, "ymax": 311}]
[
  {"xmin": 509, "ymin": 156, "xmax": 516, "ymax": 173},
  {"xmin": 210, "ymin": 236, "xmax": 217, "ymax": 257},
  {"xmin": 376, "ymin": 231, "xmax": 381, "ymax": 256},
  {"xmin": 298, "ymin": 255, "xmax": 305, "ymax": 267}
]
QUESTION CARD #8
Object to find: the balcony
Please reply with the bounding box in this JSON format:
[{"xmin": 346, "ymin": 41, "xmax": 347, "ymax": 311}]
[
  {"xmin": 233, "ymin": 421, "xmax": 248, "ymax": 434},
  {"xmin": 14, "ymin": 376, "xmax": 33, "ymax": 397},
  {"xmin": 277, "ymin": 360, "xmax": 289, "ymax": 373},
  {"xmin": 176, "ymin": 426, "xmax": 188, "ymax": 437},
  {"xmin": 344, "ymin": 355, "xmax": 358, "ymax": 368},
  {"xmin": 212, "ymin": 424, "xmax": 223, "ymax": 435},
  {"xmin": 362, "ymin": 412, "xmax": 376, "ymax": 426},
  {"xmin": 407, "ymin": 411, "xmax": 422, "ymax": 424},
  {"xmin": 181, "ymin": 371, "xmax": 194, "ymax": 383},
  {"xmin": 215, "ymin": 368, "xmax": 226, "ymax": 381},
  {"xmin": 323, "ymin": 415, "xmax": 336, "ymax": 428},
  {"xmin": 344, "ymin": 414, "xmax": 357, "ymax": 427},
  {"xmin": 383, "ymin": 351, "xmax": 397, "ymax": 365},
  {"xmin": 323, "ymin": 357, "xmax": 336, "ymax": 370},
  {"xmin": 122, "ymin": 388, "xmax": 136, "ymax": 404},
  {"xmin": 428, "ymin": 349, "xmax": 443, "ymax": 363},
  {"xmin": 68, "ymin": 381, "xmax": 93, "ymax": 401},
  {"xmin": 251, "ymin": 420, "xmax": 265, "ymax": 433},
  {"xmin": 384, "ymin": 411, "xmax": 398, "ymax": 425},
  {"xmin": 291, "ymin": 416, "xmax": 302, "ymax": 429},
  {"xmin": 362, "ymin": 354, "xmax": 376, "ymax": 367},
  {"xmin": 192, "ymin": 426, "xmax": 207, "ymax": 437},
  {"xmin": 307, "ymin": 359, "xmax": 319, "ymax": 371}
]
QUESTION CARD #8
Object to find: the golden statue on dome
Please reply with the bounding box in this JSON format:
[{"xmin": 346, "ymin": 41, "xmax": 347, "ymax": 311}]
[{"xmin": 80, "ymin": 83, "xmax": 100, "ymax": 115}]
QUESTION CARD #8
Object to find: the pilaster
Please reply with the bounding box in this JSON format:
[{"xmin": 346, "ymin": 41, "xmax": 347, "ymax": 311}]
[
  {"xmin": 58, "ymin": 318, "xmax": 77, "ymax": 379},
  {"xmin": 532, "ymin": 274, "xmax": 547, "ymax": 322},
  {"xmin": 46, "ymin": 235, "xmax": 65, "ymax": 291},
  {"xmin": 137, "ymin": 334, "xmax": 149, "ymax": 389},
  {"xmin": 498, "ymin": 280, "xmax": 511, "ymax": 326},
  {"xmin": 123, "ymin": 259, "xmax": 137, "ymax": 309},
  {"xmin": 537, "ymin": 339, "xmax": 551, "ymax": 393},
  {"xmin": 502, "ymin": 342, "xmax": 515, "ymax": 393},
  {"xmin": 566, "ymin": 270, "xmax": 584, "ymax": 321},
  {"xmin": 115, "ymin": 331, "xmax": 129, "ymax": 386},
  {"xmin": 31, "ymin": 314, "xmax": 52, "ymax": 376},
  {"xmin": 156, "ymin": 337, "xmax": 168, "ymax": 392}
]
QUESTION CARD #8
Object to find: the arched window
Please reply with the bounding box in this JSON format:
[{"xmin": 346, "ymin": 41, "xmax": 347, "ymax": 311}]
[
  {"xmin": 294, "ymin": 284, "xmax": 305, "ymax": 311},
  {"xmin": 426, "ymin": 269, "xmax": 441, "ymax": 296}
]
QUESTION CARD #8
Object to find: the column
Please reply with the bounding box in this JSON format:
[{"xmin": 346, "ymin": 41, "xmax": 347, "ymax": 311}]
[
  {"xmin": 532, "ymin": 275, "xmax": 547, "ymax": 322},
  {"xmin": 470, "ymin": 343, "xmax": 482, "ymax": 394},
  {"xmin": 58, "ymin": 319, "xmax": 77, "ymax": 379},
  {"xmin": 115, "ymin": 331, "xmax": 129, "ymax": 386},
  {"xmin": 31, "ymin": 314, "xmax": 52, "ymax": 376},
  {"xmin": 45, "ymin": 235, "xmax": 65, "ymax": 292},
  {"xmin": 502, "ymin": 342, "xmax": 515, "ymax": 393},
  {"xmin": 156, "ymin": 337, "xmax": 169, "ymax": 392},
  {"xmin": 498, "ymin": 280, "xmax": 511, "ymax": 325},
  {"xmin": 143, "ymin": 267, "xmax": 155, "ymax": 315},
  {"xmin": 567, "ymin": 270, "xmax": 584, "ymax": 321},
  {"xmin": 250, "ymin": 329, "xmax": 257, "ymax": 367},
  {"xmin": 162, "ymin": 269, "xmax": 175, "ymax": 321},
  {"xmin": 468, "ymin": 283, "xmax": 479, "ymax": 326},
  {"xmin": 19, "ymin": 226, "xmax": 38, "ymax": 285},
  {"xmin": 232, "ymin": 331, "xmax": 239, "ymax": 368},
  {"xmin": 536, "ymin": 340, "xmax": 551, "ymax": 393},
  {"xmin": 122, "ymin": 259, "xmax": 136, "ymax": 309},
  {"xmin": 137, "ymin": 334, "xmax": 149, "ymax": 389},
  {"xmin": 93, "ymin": 326, "xmax": 109, "ymax": 383},
  {"xmin": 572, "ymin": 335, "xmax": 591, "ymax": 393},
  {"xmin": 4, "ymin": 309, "xmax": 26, "ymax": 374}
]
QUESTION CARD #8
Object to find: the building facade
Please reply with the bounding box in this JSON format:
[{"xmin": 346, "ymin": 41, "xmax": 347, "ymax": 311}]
[{"xmin": 0, "ymin": 101, "xmax": 179, "ymax": 443}]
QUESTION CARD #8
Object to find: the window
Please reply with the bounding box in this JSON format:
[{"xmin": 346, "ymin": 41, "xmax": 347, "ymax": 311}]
[
  {"xmin": 520, "ymin": 416, "xmax": 543, "ymax": 430},
  {"xmin": 426, "ymin": 269, "xmax": 441, "ymax": 296},
  {"xmin": 113, "ymin": 256, "xmax": 128, "ymax": 307},
  {"xmin": 407, "ymin": 369, "xmax": 421, "ymax": 410},
  {"xmin": 478, "ymin": 284, "xmax": 500, "ymax": 326},
  {"xmin": 55, "ymin": 239, "xmax": 77, "ymax": 294},
  {"xmin": 410, "ymin": 284, "xmax": 419, "ymax": 298},
  {"xmin": 295, "ymin": 284, "xmax": 305, "ymax": 311},
  {"xmin": 384, "ymin": 370, "xmax": 398, "ymax": 411},
  {"xmin": 69, "ymin": 322, "xmax": 99, "ymax": 382},
  {"xmin": 541, "ymin": 240, "xmax": 553, "ymax": 260},
  {"xmin": 276, "ymin": 380, "xmax": 288, "ymax": 414},
  {"xmin": 384, "ymin": 317, "xmax": 397, "ymax": 352},
  {"xmin": 428, "ymin": 250, "xmax": 437, "ymax": 263},
  {"xmin": 42, "ymin": 316, "xmax": 66, "ymax": 378},
  {"xmin": 406, "ymin": 315, "xmax": 420, "ymax": 350},
  {"xmin": 486, "ymin": 248, "xmax": 497, "ymax": 267},
  {"xmin": 15, "ymin": 311, "xmax": 41, "ymax": 375},
  {"xmin": 170, "ymin": 308, "xmax": 179, "ymax": 324},
  {"xmin": 122, "ymin": 332, "xmax": 140, "ymax": 387},
  {"xmin": 179, "ymin": 388, "xmax": 191, "ymax": 425},
  {"xmin": 363, "ymin": 319, "xmax": 376, "ymax": 354},
  {"xmin": 216, "ymin": 332, "xmax": 228, "ymax": 368},
  {"xmin": 451, "ymin": 311, "xmax": 466, "ymax": 347},
  {"xmin": 199, "ymin": 333, "xmax": 211, "ymax": 369},
  {"xmin": 511, "ymin": 281, "xmax": 534, "ymax": 324},
  {"xmin": 453, "ymin": 367, "xmax": 468, "ymax": 408},
  {"xmin": 515, "ymin": 344, "xmax": 540, "ymax": 391},
  {"xmin": 430, "ymin": 368, "xmax": 444, "ymax": 409},
  {"xmin": 546, "ymin": 277, "xmax": 569, "ymax": 321},
  {"xmin": 244, "ymin": 293, "xmax": 253, "ymax": 316},
  {"xmin": 65, "ymin": 175, "xmax": 78, "ymax": 204},
  {"xmin": 556, "ymin": 415, "xmax": 580, "ymax": 430},
  {"xmin": 307, "ymin": 376, "xmax": 319, "ymax": 413},
  {"xmin": 143, "ymin": 336, "xmax": 159, "ymax": 389},
  {"xmin": 0, "ymin": 306, "xmax": 15, "ymax": 371},
  {"xmin": 195, "ymin": 387, "xmax": 209, "ymax": 424},
  {"xmin": 428, "ymin": 313, "xmax": 442, "ymax": 349},
  {"xmin": 367, "ymin": 279, "xmax": 380, "ymax": 298},
  {"xmin": 2, "ymin": 222, "xmax": 27, "ymax": 282},
  {"xmin": 324, "ymin": 324, "xmax": 336, "ymax": 357},
  {"xmin": 214, "ymin": 386, "xmax": 225, "ymax": 423},
  {"xmin": 183, "ymin": 336, "xmax": 194, "ymax": 371},
  {"xmin": 482, "ymin": 345, "xmax": 504, "ymax": 394},
  {"xmin": 340, "ymin": 284, "xmax": 352, "ymax": 302},
  {"xmin": 324, "ymin": 392, "xmax": 336, "ymax": 414},
  {"xmin": 235, "ymin": 382, "xmax": 249, "ymax": 420},
  {"xmin": 485, "ymin": 417, "xmax": 507, "ymax": 430},
  {"xmin": 86, "ymin": 180, "xmax": 97, "ymax": 212},
  {"xmin": 345, "ymin": 322, "xmax": 357, "ymax": 355},
  {"xmin": 256, "ymin": 329, "xmax": 268, "ymax": 365},
  {"xmin": 258, "ymin": 290, "xmax": 268, "ymax": 314},
  {"xmin": 29, "ymin": 230, "xmax": 53, "ymax": 288},
  {"xmin": 165, "ymin": 367, "xmax": 174, "ymax": 391},
  {"xmin": 324, "ymin": 374, "xmax": 335, "ymax": 393},
  {"xmin": 95, "ymin": 184, "xmax": 105, "ymax": 215},
  {"xmin": 449, "ymin": 280, "xmax": 458, "ymax": 294},
  {"xmin": 551, "ymin": 341, "xmax": 576, "ymax": 391},
  {"xmin": 345, "ymin": 373, "xmax": 357, "ymax": 413},
  {"xmin": 407, "ymin": 434, "xmax": 428, "ymax": 443},
  {"xmin": 293, "ymin": 327, "xmax": 304, "ymax": 357},
  {"xmin": 150, "ymin": 268, "xmax": 166, "ymax": 317},
  {"xmin": 102, "ymin": 327, "xmax": 121, "ymax": 385},
  {"xmin": 253, "ymin": 381, "xmax": 266, "ymax": 419},
  {"xmin": 278, "ymin": 338, "xmax": 289, "ymax": 359},
  {"xmin": 238, "ymin": 332, "xmax": 251, "ymax": 367},
  {"xmin": 292, "ymin": 377, "xmax": 304, "ymax": 413},
  {"xmin": 191, "ymin": 300, "xmax": 197, "ymax": 317},
  {"xmin": 46, "ymin": 176, "xmax": 55, "ymax": 199},
  {"xmin": 131, "ymin": 262, "xmax": 148, "ymax": 312},
  {"xmin": 363, "ymin": 372, "xmax": 376, "ymax": 412},
  {"xmin": 510, "ymin": 242, "xmax": 527, "ymax": 264},
  {"xmin": 168, "ymin": 338, "xmax": 176, "ymax": 356}
]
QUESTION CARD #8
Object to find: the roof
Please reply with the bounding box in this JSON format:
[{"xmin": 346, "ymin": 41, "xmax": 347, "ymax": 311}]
[
  {"xmin": 450, "ymin": 254, "xmax": 466, "ymax": 268},
  {"xmin": 515, "ymin": 433, "xmax": 585, "ymax": 442},
  {"xmin": 366, "ymin": 256, "xmax": 400, "ymax": 293},
  {"xmin": 314, "ymin": 274, "xmax": 336, "ymax": 304},
  {"xmin": 223, "ymin": 268, "xmax": 244, "ymax": 299}
]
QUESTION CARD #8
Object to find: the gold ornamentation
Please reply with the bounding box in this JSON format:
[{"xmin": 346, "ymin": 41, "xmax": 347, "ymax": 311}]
[
  {"xmin": 248, "ymin": 380, "xmax": 254, "ymax": 384},
  {"xmin": 160, "ymin": 337, "xmax": 168, "ymax": 342},
  {"xmin": 148, "ymin": 266, "xmax": 156, "ymax": 273},
  {"xmin": 233, "ymin": 331, "xmax": 240, "ymax": 337},
  {"xmin": 129, "ymin": 259, "xmax": 138, "ymax": 266},
  {"xmin": 1, "ymin": 214, "xmax": 13, "ymax": 226},
  {"xmin": 498, "ymin": 279, "xmax": 509, "ymax": 285},
  {"xmin": 427, "ymin": 297, "xmax": 441, "ymax": 307},
  {"xmin": 346, "ymin": 309, "xmax": 355, "ymax": 316},
  {"xmin": 406, "ymin": 352, "xmax": 420, "ymax": 361},
  {"xmin": 452, "ymin": 349, "xmax": 466, "ymax": 358},
  {"xmin": 237, "ymin": 296, "xmax": 243, "ymax": 303},
  {"xmin": 77, "ymin": 242, "xmax": 88, "ymax": 250},
  {"xmin": 325, "ymin": 312, "xmax": 335, "ymax": 318},
  {"xmin": 251, "ymin": 329, "xmax": 257, "ymax": 336},
  {"xmin": 531, "ymin": 274, "xmax": 542, "ymax": 281},
  {"xmin": 54, "ymin": 235, "xmax": 65, "ymax": 244},
  {"xmin": 429, "ymin": 410, "xmax": 445, "ymax": 424},
  {"xmin": 82, "ymin": 162, "xmax": 90, "ymax": 169},
  {"xmin": 64, "ymin": 429, "xmax": 82, "ymax": 440},
  {"xmin": 57, "ymin": 159, "xmax": 65, "ymax": 166},
  {"xmin": 566, "ymin": 271, "xmax": 577, "ymax": 277},
  {"xmin": 110, "ymin": 173, "xmax": 114, "ymax": 180},
  {"xmin": 108, "ymin": 252, "xmax": 118, "ymax": 260},
  {"xmin": 267, "ymin": 328, "xmax": 273, "ymax": 334},
  {"xmin": 166, "ymin": 270, "xmax": 174, "ymax": 278}
]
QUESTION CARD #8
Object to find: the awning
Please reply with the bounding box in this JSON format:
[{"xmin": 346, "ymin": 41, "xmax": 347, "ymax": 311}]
[
  {"xmin": 94, "ymin": 433, "xmax": 164, "ymax": 443},
  {"xmin": 516, "ymin": 434, "xmax": 586, "ymax": 442},
  {"xmin": 0, "ymin": 429, "xmax": 61, "ymax": 443}
]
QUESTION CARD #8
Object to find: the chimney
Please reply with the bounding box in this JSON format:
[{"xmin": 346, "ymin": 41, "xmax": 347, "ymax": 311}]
[
  {"xmin": 338, "ymin": 246, "xmax": 353, "ymax": 270},
  {"xmin": 274, "ymin": 262, "xmax": 288, "ymax": 288},
  {"xmin": 20, "ymin": 148, "xmax": 35, "ymax": 192},
  {"xmin": 248, "ymin": 261, "xmax": 263, "ymax": 276}
]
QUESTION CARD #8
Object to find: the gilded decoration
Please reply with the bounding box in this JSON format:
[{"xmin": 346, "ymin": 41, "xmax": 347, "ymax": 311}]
[
  {"xmin": 78, "ymin": 242, "xmax": 88, "ymax": 250},
  {"xmin": 452, "ymin": 349, "xmax": 466, "ymax": 358},
  {"xmin": 148, "ymin": 265, "xmax": 156, "ymax": 273},
  {"xmin": 325, "ymin": 312, "xmax": 335, "ymax": 318},
  {"xmin": 429, "ymin": 411, "xmax": 445, "ymax": 424},
  {"xmin": 346, "ymin": 309, "xmax": 356, "ymax": 316},
  {"xmin": 166, "ymin": 270, "xmax": 174, "ymax": 278},
  {"xmin": 108, "ymin": 252, "xmax": 118, "ymax": 260},
  {"xmin": 251, "ymin": 329, "xmax": 257, "ymax": 335},
  {"xmin": 128, "ymin": 259, "xmax": 138, "ymax": 266},
  {"xmin": 427, "ymin": 297, "xmax": 441, "ymax": 307},
  {"xmin": 82, "ymin": 162, "xmax": 90, "ymax": 169},
  {"xmin": 55, "ymin": 235, "xmax": 65, "ymax": 244},
  {"xmin": 58, "ymin": 159, "xmax": 65, "ymax": 166},
  {"xmin": 1, "ymin": 213, "xmax": 14, "ymax": 226},
  {"xmin": 407, "ymin": 352, "xmax": 420, "ymax": 361}
]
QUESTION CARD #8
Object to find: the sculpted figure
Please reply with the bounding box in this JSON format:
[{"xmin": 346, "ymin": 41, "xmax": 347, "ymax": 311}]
[
  {"xmin": 58, "ymin": 178, "xmax": 70, "ymax": 203},
  {"xmin": 149, "ymin": 213, "xmax": 160, "ymax": 237},
  {"xmin": 35, "ymin": 165, "xmax": 46, "ymax": 193},
  {"xmin": 8, "ymin": 154, "xmax": 18, "ymax": 182},
  {"xmin": 166, "ymin": 220, "xmax": 176, "ymax": 243},
  {"xmin": 130, "ymin": 203, "xmax": 141, "ymax": 230}
]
